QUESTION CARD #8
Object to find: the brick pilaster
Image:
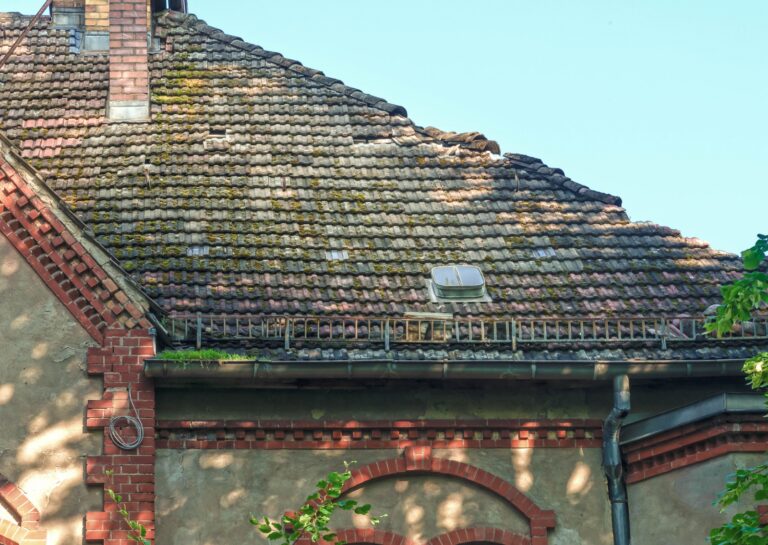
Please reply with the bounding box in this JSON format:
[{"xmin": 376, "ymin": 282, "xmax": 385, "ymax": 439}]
[{"xmin": 85, "ymin": 327, "xmax": 156, "ymax": 544}]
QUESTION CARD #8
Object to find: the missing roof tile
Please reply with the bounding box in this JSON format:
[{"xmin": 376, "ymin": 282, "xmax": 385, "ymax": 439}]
[
  {"xmin": 204, "ymin": 129, "xmax": 230, "ymax": 150},
  {"xmin": 532, "ymin": 247, "xmax": 557, "ymax": 258},
  {"xmin": 186, "ymin": 245, "xmax": 210, "ymax": 257}
]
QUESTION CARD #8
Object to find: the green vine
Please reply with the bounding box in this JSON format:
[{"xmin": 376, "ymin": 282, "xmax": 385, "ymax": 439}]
[
  {"xmin": 251, "ymin": 462, "xmax": 384, "ymax": 545},
  {"xmin": 104, "ymin": 469, "xmax": 150, "ymax": 545}
]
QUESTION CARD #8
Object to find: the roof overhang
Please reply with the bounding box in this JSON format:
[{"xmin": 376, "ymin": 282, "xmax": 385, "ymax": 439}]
[{"xmin": 621, "ymin": 392, "xmax": 765, "ymax": 445}]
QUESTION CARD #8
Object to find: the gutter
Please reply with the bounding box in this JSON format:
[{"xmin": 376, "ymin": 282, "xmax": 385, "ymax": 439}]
[{"xmin": 144, "ymin": 358, "xmax": 747, "ymax": 383}]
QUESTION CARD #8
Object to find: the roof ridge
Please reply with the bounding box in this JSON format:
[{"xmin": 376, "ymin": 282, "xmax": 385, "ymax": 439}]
[
  {"xmin": 0, "ymin": 12, "xmax": 50, "ymax": 24},
  {"xmin": 155, "ymin": 11, "xmax": 622, "ymax": 208},
  {"xmin": 0, "ymin": 12, "xmax": 28, "ymax": 20},
  {"xmin": 502, "ymin": 153, "xmax": 623, "ymax": 206},
  {"xmin": 156, "ymin": 11, "xmax": 408, "ymax": 117}
]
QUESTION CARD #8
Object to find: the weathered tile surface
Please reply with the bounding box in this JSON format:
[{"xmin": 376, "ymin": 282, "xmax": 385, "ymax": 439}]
[{"xmin": 0, "ymin": 11, "xmax": 742, "ymax": 317}]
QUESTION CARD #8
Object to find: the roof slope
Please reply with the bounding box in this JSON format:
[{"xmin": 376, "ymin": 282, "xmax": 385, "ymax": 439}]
[
  {"xmin": 0, "ymin": 11, "xmax": 741, "ymax": 317},
  {"xmin": 0, "ymin": 132, "xmax": 154, "ymax": 340}
]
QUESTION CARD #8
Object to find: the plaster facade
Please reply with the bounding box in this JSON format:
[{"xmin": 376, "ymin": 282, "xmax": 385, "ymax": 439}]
[
  {"xmin": 629, "ymin": 453, "xmax": 766, "ymax": 545},
  {"xmin": 156, "ymin": 448, "xmax": 610, "ymax": 545},
  {"xmin": 156, "ymin": 445, "xmax": 766, "ymax": 545},
  {"xmin": 0, "ymin": 234, "xmax": 101, "ymax": 544}
]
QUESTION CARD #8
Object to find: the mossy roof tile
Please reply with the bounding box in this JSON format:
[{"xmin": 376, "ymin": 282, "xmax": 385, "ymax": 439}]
[{"xmin": 0, "ymin": 11, "xmax": 741, "ymax": 318}]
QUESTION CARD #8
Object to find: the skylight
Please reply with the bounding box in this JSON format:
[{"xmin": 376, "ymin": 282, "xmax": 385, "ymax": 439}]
[{"xmin": 429, "ymin": 265, "xmax": 487, "ymax": 300}]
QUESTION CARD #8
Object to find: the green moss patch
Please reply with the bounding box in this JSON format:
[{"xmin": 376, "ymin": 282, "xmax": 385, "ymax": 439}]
[{"xmin": 154, "ymin": 349, "xmax": 246, "ymax": 361}]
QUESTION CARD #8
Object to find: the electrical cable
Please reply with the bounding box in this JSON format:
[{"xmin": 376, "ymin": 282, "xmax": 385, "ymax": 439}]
[
  {"xmin": 108, "ymin": 385, "xmax": 145, "ymax": 450},
  {"xmin": 0, "ymin": 0, "xmax": 52, "ymax": 71}
]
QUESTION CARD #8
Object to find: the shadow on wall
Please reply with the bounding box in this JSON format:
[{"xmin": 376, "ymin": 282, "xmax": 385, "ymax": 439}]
[
  {"xmin": 0, "ymin": 235, "xmax": 102, "ymax": 545},
  {"xmin": 154, "ymin": 446, "xmax": 614, "ymax": 545}
]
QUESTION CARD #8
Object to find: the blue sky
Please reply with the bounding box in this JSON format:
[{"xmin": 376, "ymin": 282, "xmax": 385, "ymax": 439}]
[{"xmin": 6, "ymin": 0, "xmax": 767, "ymax": 253}]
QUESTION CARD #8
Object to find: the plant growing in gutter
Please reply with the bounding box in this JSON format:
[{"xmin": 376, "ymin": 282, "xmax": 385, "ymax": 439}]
[
  {"xmin": 707, "ymin": 235, "xmax": 768, "ymax": 545},
  {"xmin": 154, "ymin": 349, "xmax": 246, "ymax": 361},
  {"xmin": 251, "ymin": 462, "xmax": 384, "ymax": 545}
]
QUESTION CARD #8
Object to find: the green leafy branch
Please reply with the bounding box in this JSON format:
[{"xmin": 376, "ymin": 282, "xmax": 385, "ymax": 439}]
[
  {"xmin": 251, "ymin": 462, "xmax": 385, "ymax": 545},
  {"xmin": 104, "ymin": 469, "xmax": 150, "ymax": 545},
  {"xmin": 710, "ymin": 510, "xmax": 767, "ymax": 545},
  {"xmin": 707, "ymin": 234, "xmax": 768, "ymax": 337},
  {"xmin": 708, "ymin": 235, "xmax": 768, "ymax": 545}
]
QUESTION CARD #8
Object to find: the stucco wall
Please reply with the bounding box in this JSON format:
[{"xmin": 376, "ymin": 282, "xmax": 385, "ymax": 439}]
[
  {"xmin": 0, "ymin": 234, "xmax": 101, "ymax": 544},
  {"xmin": 156, "ymin": 447, "xmax": 611, "ymax": 545},
  {"xmin": 629, "ymin": 453, "xmax": 766, "ymax": 545}
]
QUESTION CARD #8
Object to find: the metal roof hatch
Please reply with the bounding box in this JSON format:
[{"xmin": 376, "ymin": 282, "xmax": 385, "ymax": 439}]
[{"xmin": 428, "ymin": 265, "xmax": 491, "ymax": 302}]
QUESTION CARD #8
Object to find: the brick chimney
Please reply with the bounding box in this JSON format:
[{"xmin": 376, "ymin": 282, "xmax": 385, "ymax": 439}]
[
  {"xmin": 50, "ymin": 0, "xmax": 85, "ymax": 28},
  {"xmin": 50, "ymin": 0, "xmax": 150, "ymax": 121},
  {"xmin": 106, "ymin": 0, "xmax": 150, "ymax": 121}
]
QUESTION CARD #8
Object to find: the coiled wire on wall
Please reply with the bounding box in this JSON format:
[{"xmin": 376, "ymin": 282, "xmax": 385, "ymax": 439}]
[{"xmin": 108, "ymin": 385, "xmax": 145, "ymax": 450}]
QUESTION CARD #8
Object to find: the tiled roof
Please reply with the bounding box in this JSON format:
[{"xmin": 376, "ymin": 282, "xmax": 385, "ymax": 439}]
[
  {"xmin": 0, "ymin": 133, "xmax": 154, "ymax": 340},
  {"xmin": 0, "ymin": 10, "xmax": 742, "ymax": 318}
]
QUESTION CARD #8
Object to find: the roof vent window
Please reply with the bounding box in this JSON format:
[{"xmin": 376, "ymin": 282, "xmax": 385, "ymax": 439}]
[
  {"xmin": 429, "ymin": 265, "xmax": 488, "ymax": 300},
  {"xmin": 204, "ymin": 129, "xmax": 231, "ymax": 150}
]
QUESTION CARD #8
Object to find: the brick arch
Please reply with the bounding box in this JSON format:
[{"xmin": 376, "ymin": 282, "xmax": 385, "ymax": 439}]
[
  {"xmin": 0, "ymin": 475, "xmax": 46, "ymax": 545},
  {"xmin": 427, "ymin": 528, "xmax": 531, "ymax": 545},
  {"xmin": 331, "ymin": 528, "xmax": 407, "ymax": 545},
  {"xmin": 340, "ymin": 447, "xmax": 555, "ymax": 545},
  {"xmin": 325, "ymin": 527, "xmax": 531, "ymax": 545}
]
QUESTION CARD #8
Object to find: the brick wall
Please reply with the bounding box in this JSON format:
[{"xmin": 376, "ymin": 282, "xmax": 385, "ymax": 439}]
[
  {"xmin": 85, "ymin": 328, "xmax": 156, "ymax": 545},
  {"xmin": 51, "ymin": 0, "xmax": 85, "ymax": 7},
  {"xmin": 85, "ymin": 0, "xmax": 109, "ymax": 31}
]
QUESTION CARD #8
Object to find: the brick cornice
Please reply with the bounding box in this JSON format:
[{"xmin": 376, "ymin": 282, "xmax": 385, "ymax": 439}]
[
  {"xmin": 155, "ymin": 419, "xmax": 603, "ymax": 450},
  {"xmin": 0, "ymin": 135, "xmax": 152, "ymax": 342},
  {"xmin": 624, "ymin": 414, "xmax": 768, "ymax": 483}
]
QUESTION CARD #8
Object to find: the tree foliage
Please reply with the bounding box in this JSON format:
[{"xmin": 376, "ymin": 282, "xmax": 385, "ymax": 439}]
[
  {"xmin": 708, "ymin": 235, "xmax": 768, "ymax": 545},
  {"xmin": 251, "ymin": 462, "xmax": 384, "ymax": 545},
  {"xmin": 709, "ymin": 234, "xmax": 768, "ymax": 337}
]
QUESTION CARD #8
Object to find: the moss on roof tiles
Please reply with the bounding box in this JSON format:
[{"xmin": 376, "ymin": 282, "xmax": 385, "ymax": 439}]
[{"xmin": 0, "ymin": 10, "xmax": 740, "ymax": 318}]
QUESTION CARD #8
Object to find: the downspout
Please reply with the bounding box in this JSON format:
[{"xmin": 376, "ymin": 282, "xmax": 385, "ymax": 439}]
[{"xmin": 603, "ymin": 374, "xmax": 631, "ymax": 545}]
